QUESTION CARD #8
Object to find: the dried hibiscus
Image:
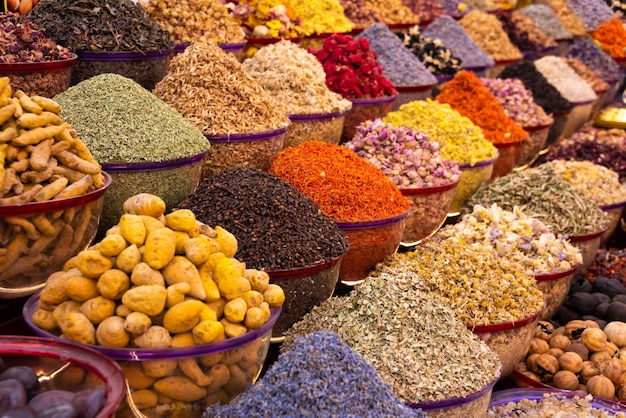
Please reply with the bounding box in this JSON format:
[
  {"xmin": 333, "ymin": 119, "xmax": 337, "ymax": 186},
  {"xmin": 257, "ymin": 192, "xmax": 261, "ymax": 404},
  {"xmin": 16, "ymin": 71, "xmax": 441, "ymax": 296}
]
[
  {"xmin": 309, "ymin": 33, "xmax": 396, "ymax": 99},
  {"xmin": 0, "ymin": 12, "xmax": 73, "ymax": 63}
]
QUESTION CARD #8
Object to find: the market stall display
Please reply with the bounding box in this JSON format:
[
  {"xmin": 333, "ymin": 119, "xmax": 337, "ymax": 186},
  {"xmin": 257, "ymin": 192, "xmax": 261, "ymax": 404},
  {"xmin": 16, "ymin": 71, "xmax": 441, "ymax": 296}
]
[
  {"xmin": 177, "ymin": 167, "xmax": 349, "ymax": 338},
  {"xmin": 589, "ymin": 17, "xmax": 626, "ymax": 62},
  {"xmin": 565, "ymin": 0, "xmax": 616, "ymax": 31},
  {"xmin": 284, "ymin": 273, "xmax": 502, "ymax": 417},
  {"xmin": 400, "ymin": 0, "xmax": 446, "ymax": 24},
  {"xmin": 537, "ymin": 0, "xmax": 586, "ymax": 37},
  {"xmin": 435, "ymin": 71, "xmax": 528, "ymax": 179},
  {"xmin": 242, "ymin": 40, "xmax": 351, "ymax": 149},
  {"xmin": 24, "ymin": 194, "xmax": 285, "ymax": 417},
  {"xmin": 289, "ymin": 0, "xmax": 354, "ymax": 37},
  {"xmin": 493, "ymin": 9, "xmax": 547, "ymax": 57},
  {"xmin": 363, "ymin": 0, "xmax": 418, "ymax": 24},
  {"xmin": 29, "ymin": 0, "xmax": 174, "ymax": 90},
  {"xmin": 0, "ymin": 12, "xmax": 76, "ymax": 98},
  {"xmin": 515, "ymin": 4, "xmax": 573, "ymax": 44}
]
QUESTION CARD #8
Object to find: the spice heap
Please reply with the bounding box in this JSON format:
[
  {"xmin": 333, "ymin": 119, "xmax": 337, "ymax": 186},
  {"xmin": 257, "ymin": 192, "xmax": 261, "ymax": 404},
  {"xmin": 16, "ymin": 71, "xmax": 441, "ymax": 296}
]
[
  {"xmin": 337, "ymin": 0, "xmax": 379, "ymax": 28},
  {"xmin": 344, "ymin": 119, "xmax": 460, "ymax": 188},
  {"xmin": 384, "ymin": 99, "xmax": 498, "ymax": 165},
  {"xmin": 607, "ymin": 0, "xmax": 626, "ymax": 17},
  {"xmin": 562, "ymin": 57, "xmax": 610, "ymax": 93},
  {"xmin": 153, "ymin": 42, "xmax": 289, "ymax": 135},
  {"xmin": 493, "ymin": 9, "xmax": 542, "ymax": 54},
  {"xmin": 309, "ymin": 34, "xmax": 397, "ymax": 99},
  {"xmin": 516, "ymin": 4, "xmax": 573, "ymax": 40},
  {"xmin": 178, "ymin": 167, "xmax": 348, "ymax": 271},
  {"xmin": 397, "ymin": 25, "xmax": 463, "ymax": 77},
  {"xmin": 488, "ymin": 392, "xmax": 624, "ymax": 417},
  {"xmin": 436, "ymin": 0, "xmax": 470, "ymax": 18},
  {"xmin": 481, "ymin": 78, "xmax": 553, "ymax": 128},
  {"xmin": 534, "ymin": 56, "xmax": 597, "ymax": 103},
  {"xmin": 205, "ymin": 331, "xmax": 426, "ymax": 417},
  {"xmin": 269, "ymin": 141, "xmax": 411, "ymax": 222},
  {"xmin": 55, "ymin": 74, "xmax": 207, "ymax": 164},
  {"xmin": 388, "ymin": 241, "xmax": 545, "ymax": 325},
  {"xmin": 565, "ymin": 0, "xmax": 616, "ymax": 31},
  {"xmin": 355, "ymin": 23, "xmax": 437, "ymax": 87},
  {"xmin": 589, "ymin": 18, "xmax": 626, "ymax": 60},
  {"xmin": 423, "ymin": 15, "xmax": 494, "ymax": 69},
  {"xmin": 401, "ymin": 0, "xmax": 446, "ymax": 23},
  {"xmin": 242, "ymin": 40, "xmax": 351, "ymax": 115},
  {"xmin": 436, "ymin": 71, "xmax": 528, "ymax": 145},
  {"xmin": 566, "ymin": 36, "xmax": 624, "ymax": 84},
  {"xmin": 542, "ymin": 0, "xmax": 586, "ymax": 36},
  {"xmin": 288, "ymin": 0, "xmax": 354, "ymax": 35},
  {"xmin": 438, "ymin": 204, "xmax": 582, "ymax": 275},
  {"xmin": 466, "ymin": 164, "xmax": 610, "ymax": 236},
  {"xmin": 499, "ymin": 61, "xmax": 573, "ymax": 115},
  {"xmin": 0, "ymin": 12, "xmax": 74, "ymax": 63},
  {"xmin": 284, "ymin": 274, "xmax": 502, "ymax": 406},
  {"xmin": 543, "ymin": 160, "xmax": 626, "ymax": 207},
  {"xmin": 462, "ymin": 0, "xmax": 498, "ymax": 10},
  {"xmin": 586, "ymin": 248, "xmax": 626, "ymax": 282},
  {"xmin": 29, "ymin": 0, "xmax": 173, "ymax": 52},
  {"xmin": 459, "ymin": 10, "xmax": 523, "ymax": 61},
  {"xmin": 363, "ymin": 0, "xmax": 419, "ymax": 24},
  {"xmin": 544, "ymin": 126, "xmax": 626, "ymax": 182},
  {"xmin": 508, "ymin": 12, "xmax": 557, "ymax": 52},
  {"xmin": 229, "ymin": 0, "xmax": 304, "ymax": 38},
  {"xmin": 141, "ymin": 0, "xmax": 245, "ymax": 44}
]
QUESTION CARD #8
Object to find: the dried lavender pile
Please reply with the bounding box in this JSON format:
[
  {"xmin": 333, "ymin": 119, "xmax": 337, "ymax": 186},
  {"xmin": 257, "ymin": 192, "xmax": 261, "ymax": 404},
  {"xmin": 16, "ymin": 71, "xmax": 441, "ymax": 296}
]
[
  {"xmin": 204, "ymin": 331, "xmax": 426, "ymax": 417},
  {"xmin": 178, "ymin": 167, "xmax": 349, "ymax": 270},
  {"xmin": 566, "ymin": 36, "xmax": 625, "ymax": 83},
  {"xmin": 284, "ymin": 274, "xmax": 502, "ymax": 406},
  {"xmin": 423, "ymin": 15, "xmax": 494, "ymax": 69},
  {"xmin": 566, "ymin": 0, "xmax": 616, "ymax": 31},
  {"xmin": 355, "ymin": 23, "xmax": 437, "ymax": 87},
  {"xmin": 28, "ymin": 0, "xmax": 173, "ymax": 52},
  {"xmin": 153, "ymin": 42, "xmax": 289, "ymax": 135},
  {"xmin": 242, "ymin": 40, "xmax": 352, "ymax": 115}
]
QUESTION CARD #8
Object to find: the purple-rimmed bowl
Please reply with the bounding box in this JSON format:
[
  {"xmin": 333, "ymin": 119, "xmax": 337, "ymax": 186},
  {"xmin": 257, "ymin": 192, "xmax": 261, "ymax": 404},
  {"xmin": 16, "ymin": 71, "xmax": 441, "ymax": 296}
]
[
  {"xmin": 341, "ymin": 95, "xmax": 397, "ymax": 144},
  {"xmin": 284, "ymin": 112, "xmax": 346, "ymax": 149}
]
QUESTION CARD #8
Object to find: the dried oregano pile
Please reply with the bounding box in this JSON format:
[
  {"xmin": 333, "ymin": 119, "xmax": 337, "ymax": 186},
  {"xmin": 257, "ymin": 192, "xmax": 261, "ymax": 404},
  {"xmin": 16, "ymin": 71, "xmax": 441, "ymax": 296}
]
[
  {"xmin": 284, "ymin": 273, "xmax": 502, "ymax": 404},
  {"xmin": 153, "ymin": 42, "xmax": 289, "ymax": 135},
  {"xmin": 242, "ymin": 40, "xmax": 352, "ymax": 115}
]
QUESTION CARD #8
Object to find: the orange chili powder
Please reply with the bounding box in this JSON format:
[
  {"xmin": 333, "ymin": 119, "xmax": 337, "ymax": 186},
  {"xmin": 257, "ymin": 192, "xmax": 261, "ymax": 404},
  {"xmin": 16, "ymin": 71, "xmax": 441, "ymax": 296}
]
[
  {"xmin": 590, "ymin": 18, "xmax": 626, "ymax": 60},
  {"xmin": 268, "ymin": 141, "xmax": 412, "ymax": 222},
  {"xmin": 435, "ymin": 70, "xmax": 528, "ymax": 144}
]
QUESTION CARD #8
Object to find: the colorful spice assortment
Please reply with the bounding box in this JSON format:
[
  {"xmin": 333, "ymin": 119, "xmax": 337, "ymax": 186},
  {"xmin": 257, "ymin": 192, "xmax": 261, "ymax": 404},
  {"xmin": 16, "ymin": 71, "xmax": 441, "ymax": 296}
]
[
  {"xmin": 284, "ymin": 274, "xmax": 502, "ymax": 406},
  {"xmin": 345, "ymin": 119, "xmax": 460, "ymax": 188},
  {"xmin": 589, "ymin": 17, "xmax": 626, "ymax": 60},
  {"xmin": 242, "ymin": 40, "xmax": 351, "ymax": 115},
  {"xmin": 566, "ymin": 36, "xmax": 624, "ymax": 84},
  {"xmin": 508, "ymin": 12, "xmax": 557, "ymax": 52},
  {"xmin": 544, "ymin": 126, "xmax": 626, "ymax": 182},
  {"xmin": 178, "ymin": 167, "xmax": 349, "ymax": 270},
  {"xmin": 543, "ymin": 0, "xmax": 587, "ymax": 37},
  {"xmin": 355, "ymin": 23, "xmax": 437, "ymax": 87},
  {"xmin": 438, "ymin": 204, "xmax": 582, "ymax": 275},
  {"xmin": 0, "ymin": 13, "xmax": 73, "ymax": 63},
  {"xmin": 459, "ymin": 10, "xmax": 523, "ymax": 61},
  {"xmin": 516, "ymin": 4, "xmax": 573, "ymax": 40},
  {"xmin": 397, "ymin": 25, "xmax": 463, "ymax": 77},
  {"xmin": 153, "ymin": 42, "xmax": 289, "ymax": 135},
  {"xmin": 141, "ymin": 0, "xmax": 245, "ymax": 44},
  {"xmin": 384, "ymin": 99, "xmax": 498, "ymax": 165},
  {"xmin": 205, "ymin": 331, "xmax": 426, "ymax": 417},
  {"xmin": 436, "ymin": 71, "xmax": 527, "ymax": 145},
  {"xmin": 228, "ymin": 0, "xmax": 304, "ymax": 38},
  {"xmin": 499, "ymin": 61, "xmax": 573, "ymax": 114},
  {"xmin": 493, "ymin": 9, "xmax": 542, "ymax": 54},
  {"xmin": 309, "ymin": 34, "xmax": 397, "ymax": 99},
  {"xmin": 338, "ymin": 0, "xmax": 379, "ymax": 28},
  {"xmin": 29, "ymin": 0, "xmax": 173, "ymax": 52},
  {"xmin": 543, "ymin": 160, "xmax": 626, "ymax": 206},
  {"xmin": 566, "ymin": 0, "xmax": 616, "ymax": 31},
  {"xmin": 54, "ymin": 74, "xmax": 208, "ymax": 164},
  {"xmin": 423, "ymin": 15, "xmax": 494, "ymax": 69},
  {"xmin": 363, "ymin": 0, "xmax": 419, "ymax": 24},
  {"xmin": 562, "ymin": 57, "xmax": 610, "ymax": 93},
  {"xmin": 288, "ymin": 0, "xmax": 354, "ymax": 35},
  {"xmin": 466, "ymin": 164, "xmax": 610, "ymax": 236},
  {"xmin": 269, "ymin": 141, "xmax": 412, "ymax": 222},
  {"xmin": 534, "ymin": 56, "xmax": 597, "ymax": 103},
  {"xmin": 481, "ymin": 78, "xmax": 553, "ymax": 127}
]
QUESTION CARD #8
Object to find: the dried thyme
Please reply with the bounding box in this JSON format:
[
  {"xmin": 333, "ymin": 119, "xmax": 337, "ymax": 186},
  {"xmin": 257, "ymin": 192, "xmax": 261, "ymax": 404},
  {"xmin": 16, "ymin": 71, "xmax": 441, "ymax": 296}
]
[
  {"xmin": 465, "ymin": 164, "xmax": 610, "ymax": 236},
  {"xmin": 284, "ymin": 273, "xmax": 502, "ymax": 404},
  {"xmin": 53, "ymin": 74, "xmax": 209, "ymax": 164},
  {"xmin": 153, "ymin": 42, "xmax": 289, "ymax": 135}
]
